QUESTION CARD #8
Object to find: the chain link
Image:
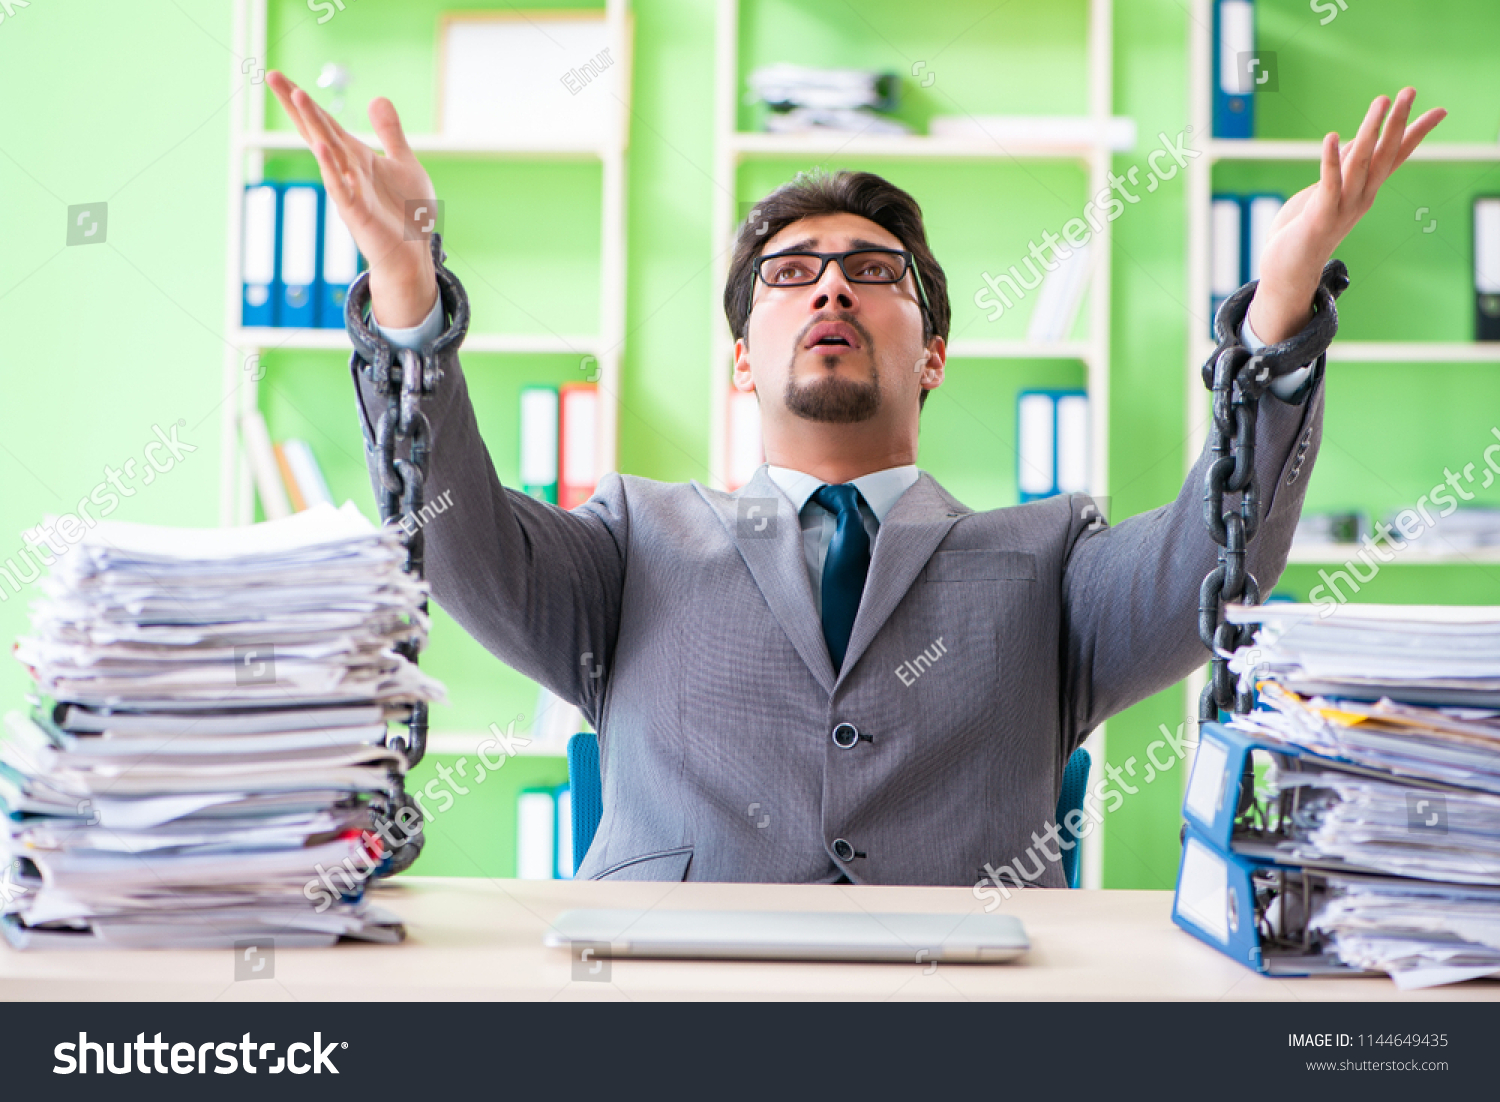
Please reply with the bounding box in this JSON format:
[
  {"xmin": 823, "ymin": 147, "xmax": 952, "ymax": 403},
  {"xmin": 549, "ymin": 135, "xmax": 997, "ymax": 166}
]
[
  {"xmin": 1198, "ymin": 259, "xmax": 1349, "ymax": 730},
  {"xmin": 345, "ymin": 232, "xmax": 470, "ymax": 875}
]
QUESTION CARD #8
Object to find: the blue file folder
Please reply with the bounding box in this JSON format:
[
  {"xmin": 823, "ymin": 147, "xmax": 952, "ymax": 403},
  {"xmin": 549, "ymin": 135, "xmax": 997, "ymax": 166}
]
[
  {"xmin": 1212, "ymin": 0, "xmax": 1255, "ymax": 139},
  {"xmin": 278, "ymin": 182, "xmax": 323, "ymax": 329},
  {"xmin": 241, "ymin": 183, "xmax": 279, "ymax": 328}
]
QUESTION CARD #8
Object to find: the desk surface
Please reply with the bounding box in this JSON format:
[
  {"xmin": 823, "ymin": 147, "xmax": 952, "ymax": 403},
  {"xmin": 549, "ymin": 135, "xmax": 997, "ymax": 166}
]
[{"xmin": 3, "ymin": 879, "xmax": 1498, "ymax": 1001}]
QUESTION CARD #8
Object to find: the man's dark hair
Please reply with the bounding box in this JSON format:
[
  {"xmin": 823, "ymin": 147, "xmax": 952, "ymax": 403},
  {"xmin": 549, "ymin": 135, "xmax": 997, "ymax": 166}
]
[{"xmin": 723, "ymin": 169, "xmax": 950, "ymax": 410}]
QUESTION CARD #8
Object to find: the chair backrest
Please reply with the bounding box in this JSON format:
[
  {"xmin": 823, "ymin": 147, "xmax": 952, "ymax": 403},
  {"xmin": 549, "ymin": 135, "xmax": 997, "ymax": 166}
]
[
  {"xmin": 566, "ymin": 732, "xmax": 603, "ymax": 875},
  {"xmin": 1057, "ymin": 746, "xmax": 1092, "ymax": 889},
  {"xmin": 566, "ymin": 732, "xmax": 1093, "ymax": 887}
]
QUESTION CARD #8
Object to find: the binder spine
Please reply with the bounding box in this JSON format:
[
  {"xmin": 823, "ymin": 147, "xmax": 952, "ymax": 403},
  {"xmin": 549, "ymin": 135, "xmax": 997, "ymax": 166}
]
[
  {"xmin": 519, "ymin": 385, "xmax": 560, "ymax": 504},
  {"xmin": 1209, "ymin": 195, "xmax": 1245, "ymax": 339},
  {"xmin": 320, "ymin": 194, "xmax": 362, "ymax": 329},
  {"xmin": 1474, "ymin": 197, "xmax": 1500, "ymax": 340},
  {"xmin": 1173, "ymin": 828, "xmax": 1268, "ymax": 971},
  {"xmin": 1017, "ymin": 389, "xmax": 1088, "ymax": 502},
  {"xmin": 1245, "ymin": 192, "xmax": 1285, "ymax": 284},
  {"xmin": 1212, "ymin": 0, "xmax": 1255, "ymax": 140},
  {"xmin": 241, "ymin": 183, "xmax": 279, "ymax": 328},
  {"xmin": 558, "ymin": 382, "xmax": 599, "ymax": 510},
  {"xmin": 279, "ymin": 182, "xmax": 323, "ymax": 329}
]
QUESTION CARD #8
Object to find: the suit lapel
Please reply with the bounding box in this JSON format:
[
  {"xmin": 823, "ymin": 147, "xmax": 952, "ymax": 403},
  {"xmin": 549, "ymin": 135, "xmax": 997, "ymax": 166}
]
[
  {"xmin": 836, "ymin": 472, "xmax": 969, "ymax": 686},
  {"xmin": 695, "ymin": 465, "xmax": 836, "ymax": 694}
]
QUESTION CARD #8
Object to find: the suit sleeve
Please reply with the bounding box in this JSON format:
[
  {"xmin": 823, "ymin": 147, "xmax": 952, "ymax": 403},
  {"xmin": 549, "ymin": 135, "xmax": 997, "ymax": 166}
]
[
  {"xmin": 1058, "ymin": 314, "xmax": 1325, "ymax": 745},
  {"xmin": 351, "ymin": 280, "xmax": 627, "ymax": 726}
]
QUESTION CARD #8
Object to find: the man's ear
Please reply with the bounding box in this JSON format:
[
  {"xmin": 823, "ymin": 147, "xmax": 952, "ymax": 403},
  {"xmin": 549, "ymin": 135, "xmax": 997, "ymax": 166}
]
[
  {"xmin": 915, "ymin": 336, "xmax": 946, "ymax": 393},
  {"xmin": 732, "ymin": 336, "xmax": 756, "ymax": 394}
]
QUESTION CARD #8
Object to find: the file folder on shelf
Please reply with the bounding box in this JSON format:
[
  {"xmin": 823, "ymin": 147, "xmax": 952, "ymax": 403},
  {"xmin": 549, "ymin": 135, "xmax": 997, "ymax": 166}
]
[
  {"xmin": 1474, "ymin": 197, "xmax": 1500, "ymax": 340},
  {"xmin": 515, "ymin": 781, "xmax": 577, "ymax": 881},
  {"xmin": 1212, "ymin": 0, "xmax": 1255, "ymax": 139},
  {"xmin": 279, "ymin": 182, "xmax": 323, "ymax": 329},
  {"xmin": 517, "ymin": 786, "xmax": 557, "ymax": 880},
  {"xmin": 1244, "ymin": 193, "xmax": 1283, "ymax": 283},
  {"xmin": 519, "ymin": 385, "xmax": 560, "ymax": 504},
  {"xmin": 554, "ymin": 782, "xmax": 574, "ymax": 880},
  {"xmin": 1208, "ymin": 192, "xmax": 1283, "ymax": 338},
  {"xmin": 320, "ymin": 195, "xmax": 361, "ymax": 328},
  {"xmin": 559, "ymin": 382, "xmax": 598, "ymax": 510},
  {"xmin": 241, "ymin": 183, "xmax": 279, "ymax": 327},
  {"xmin": 1209, "ymin": 195, "xmax": 1243, "ymax": 337},
  {"xmin": 1017, "ymin": 389, "xmax": 1088, "ymax": 502}
]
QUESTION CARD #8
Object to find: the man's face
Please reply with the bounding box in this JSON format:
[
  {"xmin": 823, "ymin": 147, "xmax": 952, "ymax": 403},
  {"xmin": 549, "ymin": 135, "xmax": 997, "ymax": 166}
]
[{"xmin": 733, "ymin": 212, "xmax": 941, "ymax": 426}]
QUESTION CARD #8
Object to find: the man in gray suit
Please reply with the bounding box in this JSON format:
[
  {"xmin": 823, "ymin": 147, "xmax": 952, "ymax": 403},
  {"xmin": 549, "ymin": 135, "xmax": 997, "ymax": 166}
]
[{"xmin": 267, "ymin": 72, "xmax": 1444, "ymax": 887}]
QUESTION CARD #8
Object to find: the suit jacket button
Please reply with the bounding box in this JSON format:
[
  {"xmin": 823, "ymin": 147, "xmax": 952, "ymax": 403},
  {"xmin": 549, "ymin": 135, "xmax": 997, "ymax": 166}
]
[
  {"xmin": 832, "ymin": 838, "xmax": 856, "ymax": 861},
  {"xmin": 832, "ymin": 722, "xmax": 860, "ymax": 749}
]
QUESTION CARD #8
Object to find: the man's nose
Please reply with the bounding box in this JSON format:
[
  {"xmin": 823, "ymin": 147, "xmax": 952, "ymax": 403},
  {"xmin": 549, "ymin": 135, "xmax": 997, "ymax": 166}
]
[{"xmin": 811, "ymin": 259, "xmax": 859, "ymax": 313}]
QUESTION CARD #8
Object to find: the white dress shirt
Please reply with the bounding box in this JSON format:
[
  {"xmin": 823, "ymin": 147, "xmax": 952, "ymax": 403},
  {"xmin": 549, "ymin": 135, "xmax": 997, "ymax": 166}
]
[{"xmin": 764, "ymin": 464, "xmax": 920, "ymax": 618}]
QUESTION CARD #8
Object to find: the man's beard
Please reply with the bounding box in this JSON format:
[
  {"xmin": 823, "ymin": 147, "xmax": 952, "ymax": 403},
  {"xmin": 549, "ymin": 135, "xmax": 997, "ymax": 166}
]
[{"xmin": 783, "ymin": 353, "xmax": 881, "ymax": 423}]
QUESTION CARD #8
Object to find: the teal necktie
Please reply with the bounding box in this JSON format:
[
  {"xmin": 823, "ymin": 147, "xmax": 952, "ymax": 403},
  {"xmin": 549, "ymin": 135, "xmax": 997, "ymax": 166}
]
[{"xmin": 812, "ymin": 483, "xmax": 871, "ymax": 672}]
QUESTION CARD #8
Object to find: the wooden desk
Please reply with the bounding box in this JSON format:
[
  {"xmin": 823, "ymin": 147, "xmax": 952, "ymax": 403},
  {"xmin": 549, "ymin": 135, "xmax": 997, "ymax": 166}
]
[{"xmin": 3, "ymin": 878, "xmax": 1498, "ymax": 1000}]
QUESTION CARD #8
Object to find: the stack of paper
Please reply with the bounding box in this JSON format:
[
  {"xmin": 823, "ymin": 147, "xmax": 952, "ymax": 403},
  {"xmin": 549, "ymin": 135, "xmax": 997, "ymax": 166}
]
[
  {"xmin": 1387, "ymin": 505, "xmax": 1500, "ymax": 556},
  {"xmin": 1222, "ymin": 602, "xmax": 1500, "ymax": 985},
  {"xmin": 747, "ymin": 64, "xmax": 909, "ymax": 135},
  {"xmin": 1311, "ymin": 877, "xmax": 1500, "ymax": 989},
  {"xmin": 3, "ymin": 501, "xmax": 445, "ymax": 949},
  {"xmin": 1265, "ymin": 760, "xmax": 1500, "ymax": 881}
]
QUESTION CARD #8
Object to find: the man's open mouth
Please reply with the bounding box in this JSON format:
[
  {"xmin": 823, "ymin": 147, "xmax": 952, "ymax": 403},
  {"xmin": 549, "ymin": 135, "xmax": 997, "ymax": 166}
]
[{"xmin": 804, "ymin": 321, "xmax": 861, "ymax": 351}]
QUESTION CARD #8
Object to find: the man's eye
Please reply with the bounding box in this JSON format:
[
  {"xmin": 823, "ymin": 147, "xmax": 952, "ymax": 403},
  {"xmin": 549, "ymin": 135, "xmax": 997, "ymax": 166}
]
[{"xmin": 770, "ymin": 261, "xmax": 811, "ymax": 282}]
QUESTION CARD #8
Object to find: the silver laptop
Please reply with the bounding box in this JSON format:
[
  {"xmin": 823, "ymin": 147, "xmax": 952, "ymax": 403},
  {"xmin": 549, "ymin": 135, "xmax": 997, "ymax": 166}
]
[{"xmin": 544, "ymin": 908, "xmax": 1029, "ymax": 963}]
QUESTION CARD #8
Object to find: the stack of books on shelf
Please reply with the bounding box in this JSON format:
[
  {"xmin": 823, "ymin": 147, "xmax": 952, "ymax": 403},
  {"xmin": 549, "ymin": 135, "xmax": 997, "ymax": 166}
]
[
  {"xmin": 240, "ymin": 410, "xmax": 335, "ymax": 522},
  {"xmin": 746, "ymin": 63, "xmax": 908, "ymax": 135},
  {"xmin": 2, "ymin": 501, "xmax": 444, "ymax": 949},
  {"xmin": 1174, "ymin": 602, "xmax": 1500, "ymax": 988}
]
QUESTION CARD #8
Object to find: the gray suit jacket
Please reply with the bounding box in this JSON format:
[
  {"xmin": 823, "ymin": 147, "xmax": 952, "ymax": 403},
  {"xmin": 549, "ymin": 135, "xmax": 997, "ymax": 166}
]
[{"xmin": 355, "ymin": 293, "xmax": 1324, "ymax": 889}]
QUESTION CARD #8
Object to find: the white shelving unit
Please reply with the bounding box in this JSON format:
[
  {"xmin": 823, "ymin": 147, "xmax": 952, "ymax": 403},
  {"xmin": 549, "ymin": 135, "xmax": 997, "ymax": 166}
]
[
  {"xmin": 1182, "ymin": 0, "xmax": 1500, "ymax": 736},
  {"xmin": 1185, "ymin": 0, "xmax": 1500, "ymax": 394},
  {"xmin": 708, "ymin": 0, "xmax": 1116, "ymax": 505},
  {"xmin": 219, "ymin": 0, "xmax": 631, "ymax": 526},
  {"xmin": 709, "ymin": 0, "xmax": 1115, "ymax": 889}
]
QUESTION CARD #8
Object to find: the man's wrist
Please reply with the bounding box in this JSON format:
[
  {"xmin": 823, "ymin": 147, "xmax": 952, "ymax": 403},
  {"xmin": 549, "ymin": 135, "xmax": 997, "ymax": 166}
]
[
  {"xmin": 1240, "ymin": 305, "xmax": 1314, "ymax": 401},
  {"xmin": 1246, "ymin": 278, "xmax": 1318, "ymax": 345},
  {"xmin": 374, "ymin": 291, "xmax": 445, "ymax": 351},
  {"xmin": 368, "ymin": 251, "xmax": 439, "ymax": 330}
]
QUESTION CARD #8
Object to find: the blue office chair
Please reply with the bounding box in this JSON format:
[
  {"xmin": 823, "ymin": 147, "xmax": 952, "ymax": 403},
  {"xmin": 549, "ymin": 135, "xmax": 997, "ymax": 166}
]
[{"xmin": 567, "ymin": 733, "xmax": 1092, "ymax": 889}]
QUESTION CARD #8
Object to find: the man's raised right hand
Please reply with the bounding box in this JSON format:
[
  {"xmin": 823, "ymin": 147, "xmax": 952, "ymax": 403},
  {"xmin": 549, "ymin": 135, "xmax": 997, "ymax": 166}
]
[{"xmin": 266, "ymin": 71, "xmax": 439, "ymax": 329}]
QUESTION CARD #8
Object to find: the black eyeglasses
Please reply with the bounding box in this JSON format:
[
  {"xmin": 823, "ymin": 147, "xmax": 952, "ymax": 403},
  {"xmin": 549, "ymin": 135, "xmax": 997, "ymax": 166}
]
[{"xmin": 748, "ymin": 247, "xmax": 932, "ymax": 325}]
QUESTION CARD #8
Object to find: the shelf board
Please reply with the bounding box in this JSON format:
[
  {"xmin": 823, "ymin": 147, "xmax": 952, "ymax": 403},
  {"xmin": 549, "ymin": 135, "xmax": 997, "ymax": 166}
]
[
  {"xmin": 425, "ymin": 731, "xmax": 569, "ymax": 758},
  {"xmin": 946, "ymin": 338, "xmax": 1092, "ymax": 361},
  {"xmin": 1191, "ymin": 341, "xmax": 1500, "ymax": 365},
  {"xmin": 1328, "ymin": 342, "xmax": 1500, "ymax": 363},
  {"xmin": 233, "ymin": 327, "xmax": 600, "ymax": 356},
  {"xmin": 1210, "ymin": 139, "xmax": 1500, "ymax": 163},
  {"xmin": 241, "ymin": 131, "xmax": 605, "ymax": 159},
  {"xmin": 731, "ymin": 131, "xmax": 1105, "ymax": 162},
  {"xmin": 1287, "ymin": 544, "xmax": 1500, "ymax": 566}
]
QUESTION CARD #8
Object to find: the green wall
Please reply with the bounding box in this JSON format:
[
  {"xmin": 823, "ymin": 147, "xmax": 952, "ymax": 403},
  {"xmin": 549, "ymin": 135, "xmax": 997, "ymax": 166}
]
[{"xmin": 2, "ymin": 0, "xmax": 1497, "ymax": 886}]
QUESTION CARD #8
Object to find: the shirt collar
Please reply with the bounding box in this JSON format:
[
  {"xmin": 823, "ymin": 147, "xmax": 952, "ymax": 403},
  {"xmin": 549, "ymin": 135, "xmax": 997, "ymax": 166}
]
[{"xmin": 765, "ymin": 464, "xmax": 920, "ymax": 523}]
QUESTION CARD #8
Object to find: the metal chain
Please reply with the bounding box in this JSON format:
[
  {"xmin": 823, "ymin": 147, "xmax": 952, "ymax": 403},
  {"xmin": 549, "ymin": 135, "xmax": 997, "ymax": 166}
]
[
  {"xmin": 1197, "ymin": 258, "xmax": 1349, "ymax": 730},
  {"xmin": 345, "ymin": 232, "xmax": 470, "ymax": 875}
]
